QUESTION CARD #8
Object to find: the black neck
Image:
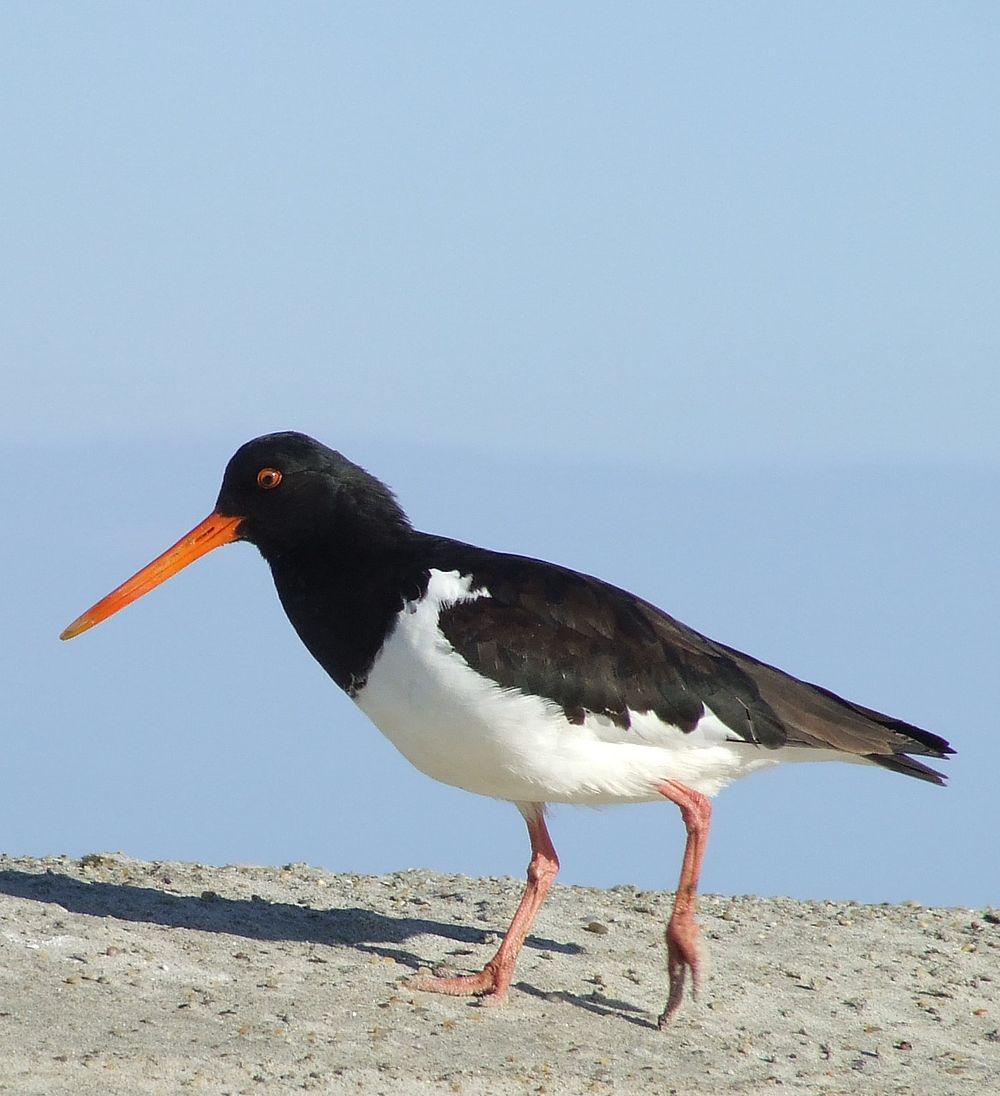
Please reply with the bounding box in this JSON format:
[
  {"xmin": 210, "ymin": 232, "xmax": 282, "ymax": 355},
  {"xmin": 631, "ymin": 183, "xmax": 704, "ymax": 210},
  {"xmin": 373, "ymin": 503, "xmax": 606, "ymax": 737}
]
[{"xmin": 264, "ymin": 534, "xmax": 429, "ymax": 695}]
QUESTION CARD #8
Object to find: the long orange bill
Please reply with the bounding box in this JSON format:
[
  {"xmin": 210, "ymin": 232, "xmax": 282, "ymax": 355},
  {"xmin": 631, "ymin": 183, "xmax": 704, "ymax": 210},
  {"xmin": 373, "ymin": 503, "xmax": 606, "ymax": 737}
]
[{"xmin": 60, "ymin": 512, "xmax": 244, "ymax": 641}]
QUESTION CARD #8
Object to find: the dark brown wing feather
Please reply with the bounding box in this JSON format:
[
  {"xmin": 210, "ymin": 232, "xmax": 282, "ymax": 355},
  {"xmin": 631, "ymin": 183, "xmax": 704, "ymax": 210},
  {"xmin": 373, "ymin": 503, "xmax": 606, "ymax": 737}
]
[{"xmin": 427, "ymin": 538, "xmax": 953, "ymax": 785}]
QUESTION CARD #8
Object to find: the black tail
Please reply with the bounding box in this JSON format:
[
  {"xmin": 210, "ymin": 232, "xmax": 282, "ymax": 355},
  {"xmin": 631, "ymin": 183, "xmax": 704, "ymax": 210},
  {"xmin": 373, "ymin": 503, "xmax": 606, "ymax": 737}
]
[
  {"xmin": 719, "ymin": 641, "xmax": 956, "ymax": 786},
  {"xmin": 837, "ymin": 694, "xmax": 954, "ymax": 786},
  {"xmin": 867, "ymin": 750, "xmax": 952, "ymax": 786}
]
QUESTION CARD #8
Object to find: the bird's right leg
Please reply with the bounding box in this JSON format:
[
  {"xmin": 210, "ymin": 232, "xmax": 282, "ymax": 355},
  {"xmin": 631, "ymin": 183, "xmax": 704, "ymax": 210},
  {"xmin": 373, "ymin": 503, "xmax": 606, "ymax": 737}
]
[{"xmin": 407, "ymin": 804, "xmax": 558, "ymax": 1004}]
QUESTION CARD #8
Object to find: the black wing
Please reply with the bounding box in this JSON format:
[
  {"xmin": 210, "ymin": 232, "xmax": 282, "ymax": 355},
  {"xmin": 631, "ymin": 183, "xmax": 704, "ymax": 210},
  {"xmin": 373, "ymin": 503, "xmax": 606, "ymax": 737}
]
[{"xmin": 428, "ymin": 540, "xmax": 953, "ymax": 784}]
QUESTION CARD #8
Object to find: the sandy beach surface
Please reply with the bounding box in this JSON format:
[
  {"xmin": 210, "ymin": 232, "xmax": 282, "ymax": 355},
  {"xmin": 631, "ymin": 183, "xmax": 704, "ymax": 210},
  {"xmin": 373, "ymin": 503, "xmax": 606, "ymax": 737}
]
[{"xmin": 0, "ymin": 853, "xmax": 996, "ymax": 1094}]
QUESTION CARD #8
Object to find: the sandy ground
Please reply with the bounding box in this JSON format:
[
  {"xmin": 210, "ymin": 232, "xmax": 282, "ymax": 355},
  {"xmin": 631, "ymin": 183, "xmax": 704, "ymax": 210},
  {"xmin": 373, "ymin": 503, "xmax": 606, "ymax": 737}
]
[{"xmin": 0, "ymin": 853, "xmax": 996, "ymax": 1095}]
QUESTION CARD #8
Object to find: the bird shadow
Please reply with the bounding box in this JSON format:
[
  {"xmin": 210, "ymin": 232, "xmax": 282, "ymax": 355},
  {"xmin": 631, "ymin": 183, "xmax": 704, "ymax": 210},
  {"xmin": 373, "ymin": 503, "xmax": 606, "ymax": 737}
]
[
  {"xmin": 515, "ymin": 982, "xmax": 659, "ymax": 1031},
  {"xmin": 0, "ymin": 868, "xmax": 668, "ymax": 1027},
  {"xmin": 0, "ymin": 867, "xmax": 579, "ymax": 974}
]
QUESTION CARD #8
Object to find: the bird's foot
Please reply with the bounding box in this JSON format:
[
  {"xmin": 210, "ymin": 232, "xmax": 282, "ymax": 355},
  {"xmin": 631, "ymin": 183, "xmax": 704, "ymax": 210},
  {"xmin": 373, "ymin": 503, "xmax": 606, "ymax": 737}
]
[
  {"xmin": 406, "ymin": 962, "xmax": 506, "ymax": 1002},
  {"xmin": 657, "ymin": 912, "xmax": 702, "ymax": 1028}
]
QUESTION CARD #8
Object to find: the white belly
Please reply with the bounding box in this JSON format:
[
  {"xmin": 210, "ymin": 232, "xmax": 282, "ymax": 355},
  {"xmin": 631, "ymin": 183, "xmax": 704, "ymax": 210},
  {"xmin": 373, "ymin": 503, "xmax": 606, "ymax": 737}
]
[{"xmin": 354, "ymin": 569, "xmax": 842, "ymax": 805}]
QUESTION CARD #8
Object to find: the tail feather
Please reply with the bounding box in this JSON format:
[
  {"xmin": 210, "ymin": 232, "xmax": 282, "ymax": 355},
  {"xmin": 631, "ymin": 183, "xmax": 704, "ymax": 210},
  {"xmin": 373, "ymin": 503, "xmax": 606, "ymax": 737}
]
[
  {"xmin": 867, "ymin": 751, "xmax": 950, "ymax": 786},
  {"xmin": 826, "ymin": 689, "xmax": 953, "ymax": 758},
  {"xmin": 721, "ymin": 643, "xmax": 954, "ymax": 784}
]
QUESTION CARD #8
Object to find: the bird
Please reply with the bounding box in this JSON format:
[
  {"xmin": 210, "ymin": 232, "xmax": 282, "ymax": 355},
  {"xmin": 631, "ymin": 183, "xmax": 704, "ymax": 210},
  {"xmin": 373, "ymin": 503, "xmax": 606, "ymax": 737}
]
[{"xmin": 61, "ymin": 431, "xmax": 953, "ymax": 1026}]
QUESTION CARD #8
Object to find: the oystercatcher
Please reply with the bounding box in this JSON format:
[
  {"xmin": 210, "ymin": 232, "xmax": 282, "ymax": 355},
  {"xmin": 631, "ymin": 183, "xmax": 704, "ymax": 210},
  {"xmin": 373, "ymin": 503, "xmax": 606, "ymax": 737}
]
[{"xmin": 61, "ymin": 432, "xmax": 953, "ymax": 1026}]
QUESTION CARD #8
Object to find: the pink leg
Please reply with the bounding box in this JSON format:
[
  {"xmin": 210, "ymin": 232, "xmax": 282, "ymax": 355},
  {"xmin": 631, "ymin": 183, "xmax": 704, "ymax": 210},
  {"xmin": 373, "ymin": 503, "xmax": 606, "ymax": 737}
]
[
  {"xmin": 407, "ymin": 807, "xmax": 559, "ymax": 1003},
  {"xmin": 655, "ymin": 779, "xmax": 712, "ymax": 1027}
]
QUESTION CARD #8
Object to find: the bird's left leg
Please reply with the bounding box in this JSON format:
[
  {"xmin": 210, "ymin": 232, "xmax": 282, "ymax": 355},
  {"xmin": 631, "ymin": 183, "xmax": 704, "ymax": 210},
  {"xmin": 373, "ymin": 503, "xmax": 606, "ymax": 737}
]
[
  {"xmin": 407, "ymin": 804, "xmax": 558, "ymax": 1004},
  {"xmin": 655, "ymin": 779, "xmax": 712, "ymax": 1027}
]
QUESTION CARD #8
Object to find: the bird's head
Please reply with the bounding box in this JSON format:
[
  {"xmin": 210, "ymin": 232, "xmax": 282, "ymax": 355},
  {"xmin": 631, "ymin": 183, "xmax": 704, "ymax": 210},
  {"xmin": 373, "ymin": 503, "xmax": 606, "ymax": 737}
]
[{"xmin": 60, "ymin": 431, "xmax": 409, "ymax": 640}]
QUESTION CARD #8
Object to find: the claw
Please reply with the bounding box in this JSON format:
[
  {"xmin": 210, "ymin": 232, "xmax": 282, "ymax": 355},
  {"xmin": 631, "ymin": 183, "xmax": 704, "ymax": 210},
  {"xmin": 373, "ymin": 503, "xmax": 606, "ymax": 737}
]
[{"xmin": 658, "ymin": 915, "xmax": 701, "ymax": 1026}]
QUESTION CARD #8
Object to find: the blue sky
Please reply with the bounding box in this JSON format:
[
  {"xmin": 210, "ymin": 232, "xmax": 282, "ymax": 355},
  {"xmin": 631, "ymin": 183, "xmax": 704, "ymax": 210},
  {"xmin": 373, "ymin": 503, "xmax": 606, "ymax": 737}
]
[{"xmin": 3, "ymin": 3, "xmax": 998, "ymax": 907}]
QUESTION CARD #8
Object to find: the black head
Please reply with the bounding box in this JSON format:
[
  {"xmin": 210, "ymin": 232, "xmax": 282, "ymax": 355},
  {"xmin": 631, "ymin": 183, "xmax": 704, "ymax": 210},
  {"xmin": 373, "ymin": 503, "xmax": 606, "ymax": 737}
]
[
  {"xmin": 60, "ymin": 431, "xmax": 410, "ymax": 640},
  {"xmin": 216, "ymin": 432, "xmax": 411, "ymax": 558}
]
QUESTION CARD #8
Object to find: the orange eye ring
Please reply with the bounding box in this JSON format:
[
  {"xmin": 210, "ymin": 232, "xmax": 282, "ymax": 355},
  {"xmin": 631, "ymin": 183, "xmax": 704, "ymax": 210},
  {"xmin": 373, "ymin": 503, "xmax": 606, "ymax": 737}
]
[{"xmin": 257, "ymin": 467, "xmax": 282, "ymax": 490}]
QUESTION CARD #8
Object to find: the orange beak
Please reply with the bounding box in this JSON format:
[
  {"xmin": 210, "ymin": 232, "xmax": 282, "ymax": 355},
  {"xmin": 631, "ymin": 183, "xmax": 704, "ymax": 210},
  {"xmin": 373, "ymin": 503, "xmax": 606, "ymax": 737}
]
[{"xmin": 60, "ymin": 512, "xmax": 244, "ymax": 640}]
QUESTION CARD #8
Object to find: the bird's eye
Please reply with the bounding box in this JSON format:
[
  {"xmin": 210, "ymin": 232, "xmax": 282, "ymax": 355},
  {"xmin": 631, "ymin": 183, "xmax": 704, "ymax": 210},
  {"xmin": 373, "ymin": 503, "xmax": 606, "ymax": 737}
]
[{"xmin": 257, "ymin": 467, "xmax": 283, "ymax": 490}]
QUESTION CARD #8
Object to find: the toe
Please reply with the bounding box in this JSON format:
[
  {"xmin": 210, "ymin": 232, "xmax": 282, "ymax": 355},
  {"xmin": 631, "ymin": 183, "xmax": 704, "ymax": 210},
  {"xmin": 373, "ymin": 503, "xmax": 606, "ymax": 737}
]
[{"xmin": 405, "ymin": 967, "xmax": 498, "ymax": 998}]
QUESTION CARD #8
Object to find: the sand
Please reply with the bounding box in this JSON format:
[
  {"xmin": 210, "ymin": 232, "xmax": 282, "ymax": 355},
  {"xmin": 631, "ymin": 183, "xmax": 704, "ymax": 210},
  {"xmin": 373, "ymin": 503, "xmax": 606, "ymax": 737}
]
[{"xmin": 0, "ymin": 853, "xmax": 996, "ymax": 1094}]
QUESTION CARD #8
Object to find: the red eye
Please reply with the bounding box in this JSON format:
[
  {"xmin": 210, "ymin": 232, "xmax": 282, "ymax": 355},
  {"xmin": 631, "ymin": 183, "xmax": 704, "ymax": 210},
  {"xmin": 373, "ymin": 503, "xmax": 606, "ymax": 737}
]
[{"xmin": 257, "ymin": 467, "xmax": 282, "ymax": 490}]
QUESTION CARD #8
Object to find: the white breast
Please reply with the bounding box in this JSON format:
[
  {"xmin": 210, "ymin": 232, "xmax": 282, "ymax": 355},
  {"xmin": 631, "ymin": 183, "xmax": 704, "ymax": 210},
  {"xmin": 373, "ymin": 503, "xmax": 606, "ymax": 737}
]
[{"xmin": 354, "ymin": 569, "xmax": 844, "ymax": 805}]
